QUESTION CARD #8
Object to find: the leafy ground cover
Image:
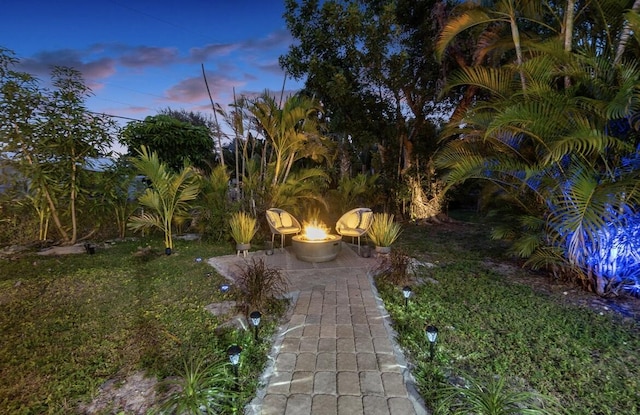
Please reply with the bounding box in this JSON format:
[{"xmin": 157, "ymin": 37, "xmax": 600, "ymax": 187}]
[
  {"xmin": 380, "ymin": 212, "xmax": 640, "ymax": 414},
  {"xmin": 0, "ymin": 237, "xmax": 279, "ymax": 414}
]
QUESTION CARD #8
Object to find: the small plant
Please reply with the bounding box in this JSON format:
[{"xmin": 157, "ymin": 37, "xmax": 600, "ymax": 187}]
[
  {"xmin": 367, "ymin": 212, "xmax": 402, "ymax": 247},
  {"xmin": 235, "ymin": 258, "xmax": 288, "ymax": 314},
  {"xmin": 434, "ymin": 374, "xmax": 559, "ymax": 415},
  {"xmin": 128, "ymin": 146, "xmax": 201, "ymax": 251},
  {"xmin": 229, "ymin": 211, "xmax": 257, "ymax": 245},
  {"xmin": 154, "ymin": 354, "xmax": 235, "ymax": 414}
]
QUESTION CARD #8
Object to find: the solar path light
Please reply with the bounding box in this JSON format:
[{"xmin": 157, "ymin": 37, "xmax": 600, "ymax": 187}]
[
  {"xmin": 425, "ymin": 325, "xmax": 438, "ymax": 362},
  {"xmin": 402, "ymin": 286, "xmax": 412, "ymax": 309},
  {"xmin": 250, "ymin": 310, "xmax": 262, "ymax": 341}
]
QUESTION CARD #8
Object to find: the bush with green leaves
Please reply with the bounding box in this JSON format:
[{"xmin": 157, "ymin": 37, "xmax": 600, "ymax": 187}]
[
  {"xmin": 229, "ymin": 211, "xmax": 258, "ymax": 245},
  {"xmin": 127, "ymin": 146, "xmax": 201, "ymax": 250},
  {"xmin": 193, "ymin": 165, "xmax": 231, "ymax": 242},
  {"xmin": 367, "ymin": 212, "xmax": 402, "ymax": 247}
]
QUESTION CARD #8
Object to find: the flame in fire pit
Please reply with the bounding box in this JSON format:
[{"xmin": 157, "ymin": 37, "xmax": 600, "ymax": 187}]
[{"xmin": 302, "ymin": 219, "xmax": 329, "ymax": 241}]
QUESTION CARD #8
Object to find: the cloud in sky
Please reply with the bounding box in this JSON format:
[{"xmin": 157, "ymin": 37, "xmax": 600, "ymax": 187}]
[
  {"xmin": 120, "ymin": 46, "xmax": 180, "ymax": 68},
  {"xmin": 2, "ymin": 0, "xmax": 303, "ymax": 124}
]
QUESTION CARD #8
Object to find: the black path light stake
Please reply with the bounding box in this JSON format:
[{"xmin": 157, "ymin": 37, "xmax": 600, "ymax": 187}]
[
  {"xmin": 402, "ymin": 286, "xmax": 412, "ymax": 309},
  {"xmin": 227, "ymin": 344, "xmax": 242, "ymax": 387},
  {"xmin": 426, "ymin": 325, "xmax": 438, "ymax": 362},
  {"xmin": 250, "ymin": 311, "xmax": 262, "ymax": 341}
]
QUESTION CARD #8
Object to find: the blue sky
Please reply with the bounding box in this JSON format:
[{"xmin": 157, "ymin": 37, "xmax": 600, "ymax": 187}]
[{"xmin": 2, "ymin": 0, "xmax": 304, "ymax": 126}]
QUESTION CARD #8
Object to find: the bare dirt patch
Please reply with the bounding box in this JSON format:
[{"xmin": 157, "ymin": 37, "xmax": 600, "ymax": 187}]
[{"xmin": 78, "ymin": 371, "xmax": 158, "ymax": 415}]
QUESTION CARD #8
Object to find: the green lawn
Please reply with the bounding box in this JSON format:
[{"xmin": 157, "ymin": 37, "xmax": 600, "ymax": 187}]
[
  {"xmin": 0, "ymin": 237, "xmax": 275, "ymax": 414},
  {"xmin": 381, "ymin": 214, "xmax": 640, "ymax": 414},
  {"xmin": 2, "ymin": 215, "xmax": 639, "ymax": 414}
]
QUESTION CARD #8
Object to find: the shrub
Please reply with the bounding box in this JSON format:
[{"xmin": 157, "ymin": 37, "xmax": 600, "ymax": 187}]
[
  {"xmin": 154, "ymin": 354, "xmax": 236, "ymax": 415},
  {"xmin": 229, "ymin": 211, "xmax": 257, "ymax": 245},
  {"xmin": 367, "ymin": 212, "xmax": 402, "ymax": 247},
  {"xmin": 235, "ymin": 258, "xmax": 288, "ymax": 314},
  {"xmin": 434, "ymin": 374, "xmax": 559, "ymax": 415}
]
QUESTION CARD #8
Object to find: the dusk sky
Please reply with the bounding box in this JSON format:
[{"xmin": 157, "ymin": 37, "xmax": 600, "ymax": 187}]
[{"xmin": 2, "ymin": 0, "xmax": 304, "ymax": 129}]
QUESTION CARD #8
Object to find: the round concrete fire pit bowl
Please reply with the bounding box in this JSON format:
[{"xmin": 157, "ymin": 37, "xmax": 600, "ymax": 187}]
[{"xmin": 292, "ymin": 234, "xmax": 342, "ymax": 263}]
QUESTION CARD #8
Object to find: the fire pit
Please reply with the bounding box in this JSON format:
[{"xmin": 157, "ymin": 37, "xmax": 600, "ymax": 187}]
[{"xmin": 292, "ymin": 220, "xmax": 342, "ymax": 263}]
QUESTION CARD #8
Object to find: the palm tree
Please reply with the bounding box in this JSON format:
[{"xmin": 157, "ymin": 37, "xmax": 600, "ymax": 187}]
[
  {"xmin": 245, "ymin": 93, "xmax": 334, "ymax": 216},
  {"xmin": 250, "ymin": 93, "xmax": 328, "ymax": 186},
  {"xmin": 128, "ymin": 146, "xmax": 201, "ymax": 252},
  {"xmin": 436, "ymin": 0, "xmax": 553, "ymax": 122},
  {"xmin": 435, "ymin": 1, "xmax": 640, "ymax": 296}
]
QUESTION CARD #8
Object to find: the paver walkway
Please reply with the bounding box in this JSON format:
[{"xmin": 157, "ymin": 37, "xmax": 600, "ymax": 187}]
[{"xmin": 208, "ymin": 243, "xmax": 428, "ymax": 415}]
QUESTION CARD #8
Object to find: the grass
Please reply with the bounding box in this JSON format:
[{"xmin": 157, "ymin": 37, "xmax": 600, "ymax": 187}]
[
  {"xmin": 3, "ymin": 211, "xmax": 639, "ymax": 413},
  {"xmin": 378, "ymin": 212, "xmax": 640, "ymax": 414},
  {"xmin": 0, "ymin": 236, "xmax": 280, "ymax": 414}
]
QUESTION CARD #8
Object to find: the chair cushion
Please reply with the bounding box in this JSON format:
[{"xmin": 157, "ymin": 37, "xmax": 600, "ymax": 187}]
[
  {"xmin": 279, "ymin": 226, "xmax": 300, "ymax": 234},
  {"xmin": 267, "ymin": 210, "xmax": 282, "ymax": 229},
  {"xmin": 339, "ymin": 228, "xmax": 362, "ymax": 237},
  {"xmin": 359, "ymin": 211, "xmax": 373, "ymax": 230},
  {"xmin": 280, "ymin": 211, "xmax": 293, "ymax": 227},
  {"xmin": 345, "ymin": 212, "xmax": 360, "ymax": 228}
]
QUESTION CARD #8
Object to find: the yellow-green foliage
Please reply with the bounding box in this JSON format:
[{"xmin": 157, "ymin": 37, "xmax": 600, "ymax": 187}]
[
  {"xmin": 229, "ymin": 211, "xmax": 257, "ymax": 244},
  {"xmin": 367, "ymin": 213, "xmax": 402, "ymax": 247}
]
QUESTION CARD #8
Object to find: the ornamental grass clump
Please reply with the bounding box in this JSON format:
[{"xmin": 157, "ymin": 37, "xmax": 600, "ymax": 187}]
[
  {"xmin": 229, "ymin": 211, "xmax": 257, "ymax": 245},
  {"xmin": 235, "ymin": 258, "xmax": 288, "ymax": 314},
  {"xmin": 155, "ymin": 355, "xmax": 235, "ymax": 415},
  {"xmin": 367, "ymin": 212, "xmax": 402, "ymax": 247},
  {"xmin": 433, "ymin": 374, "xmax": 559, "ymax": 415}
]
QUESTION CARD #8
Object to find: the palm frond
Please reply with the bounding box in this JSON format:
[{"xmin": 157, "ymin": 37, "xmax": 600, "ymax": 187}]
[
  {"xmin": 543, "ymin": 130, "xmax": 632, "ymax": 165},
  {"xmin": 445, "ymin": 66, "xmax": 516, "ymax": 99},
  {"xmin": 436, "ymin": 8, "xmax": 496, "ymax": 61}
]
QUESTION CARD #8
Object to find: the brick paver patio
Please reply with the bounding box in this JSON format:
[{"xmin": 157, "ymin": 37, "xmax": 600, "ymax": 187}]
[{"xmin": 208, "ymin": 243, "xmax": 428, "ymax": 415}]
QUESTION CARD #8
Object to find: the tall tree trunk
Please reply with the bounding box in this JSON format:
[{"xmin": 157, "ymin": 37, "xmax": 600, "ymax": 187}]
[
  {"xmin": 563, "ymin": 0, "xmax": 576, "ymax": 88},
  {"xmin": 507, "ymin": 1, "xmax": 527, "ymax": 92},
  {"xmin": 614, "ymin": 0, "xmax": 640, "ymax": 64},
  {"xmin": 25, "ymin": 152, "xmax": 69, "ymax": 241},
  {"xmin": 69, "ymin": 154, "xmax": 78, "ymax": 244},
  {"xmin": 232, "ymin": 88, "xmax": 241, "ymax": 199},
  {"xmin": 201, "ymin": 64, "xmax": 225, "ymax": 166}
]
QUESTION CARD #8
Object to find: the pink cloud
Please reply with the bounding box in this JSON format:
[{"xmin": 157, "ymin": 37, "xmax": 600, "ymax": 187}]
[
  {"xmin": 243, "ymin": 29, "xmax": 293, "ymax": 50},
  {"xmin": 164, "ymin": 70, "xmax": 248, "ymax": 104},
  {"xmin": 257, "ymin": 60, "xmax": 288, "ymax": 76},
  {"xmin": 119, "ymin": 46, "xmax": 179, "ymax": 68},
  {"xmin": 189, "ymin": 43, "xmax": 240, "ymax": 62},
  {"xmin": 18, "ymin": 50, "xmax": 116, "ymax": 82}
]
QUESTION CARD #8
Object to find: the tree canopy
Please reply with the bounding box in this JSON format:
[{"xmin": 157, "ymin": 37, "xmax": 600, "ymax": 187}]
[
  {"xmin": 281, "ymin": 0, "xmax": 455, "ymax": 173},
  {"xmin": 434, "ymin": 0, "xmax": 640, "ymax": 296},
  {"xmin": 0, "ymin": 48, "xmax": 117, "ymax": 243},
  {"xmin": 120, "ymin": 113, "xmax": 216, "ymax": 173}
]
